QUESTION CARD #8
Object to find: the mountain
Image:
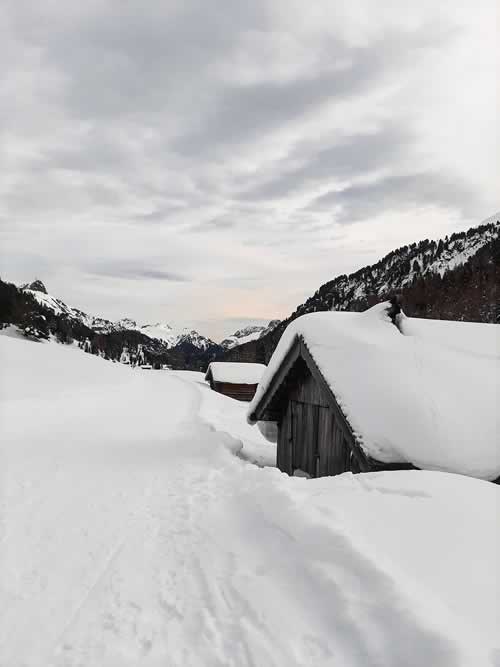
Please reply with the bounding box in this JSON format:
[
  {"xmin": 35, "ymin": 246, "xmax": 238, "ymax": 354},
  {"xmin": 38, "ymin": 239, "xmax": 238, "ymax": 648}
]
[
  {"xmin": 138, "ymin": 322, "xmax": 217, "ymax": 351},
  {"xmin": 138, "ymin": 322, "xmax": 177, "ymax": 345},
  {"xmin": 259, "ymin": 319, "xmax": 281, "ymax": 339},
  {"xmin": 18, "ymin": 281, "xmax": 127, "ymax": 334},
  {"xmin": 22, "ymin": 281, "xmax": 79, "ymax": 319},
  {"xmin": 221, "ymin": 325, "xmax": 266, "ymax": 350},
  {"xmin": 20, "ymin": 279, "xmax": 48, "ymax": 294},
  {"xmin": 174, "ymin": 329, "xmax": 217, "ymax": 351},
  {"xmin": 220, "ymin": 322, "xmax": 278, "ymax": 350},
  {"xmin": 224, "ymin": 213, "xmax": 500, "ymax": 364},
  {"xmin": 220, "ymin": 321, "xmax": 281, "ymax": 349},
  {"xmin": 0, "ymin": 279, "xmax": 222, "ymax": 370},
  {"xmin": 19, "ymin": 284, "xmax": 216, "ymax": 351},
  {"xmin": 292, "ymin": 214, "xmax": 500, "ymax": 319}
]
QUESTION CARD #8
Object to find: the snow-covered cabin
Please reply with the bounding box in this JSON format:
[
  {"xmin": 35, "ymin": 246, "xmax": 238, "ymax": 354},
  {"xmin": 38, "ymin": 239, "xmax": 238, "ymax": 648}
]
[
  {"xmin": 247, "ymin": 302, "xmax": 500, "ymax": 482},
  {"xmin": 205, "ymin": 362, "xmax": 266, "ymax": 402}
]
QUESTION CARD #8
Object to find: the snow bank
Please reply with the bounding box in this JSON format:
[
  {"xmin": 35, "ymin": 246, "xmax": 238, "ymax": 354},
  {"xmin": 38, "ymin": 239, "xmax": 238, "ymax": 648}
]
[
  {"xmin": 249, "ymin": 303, "xmax": 500, "ymax": 480},
  {"xmin": 174, "ymin": 370, "xmax": 276, "ymax": 467},
  {"xmin": 206, "ymin": 361, "xmax": 266, "ymax": 384},
  {"xmin": 0, "ymin": 324, "xmax": 26, "ymax": 339},
  {"xmin": 255, "ymin": 468, "xmax": 500, "ymax": 666}
]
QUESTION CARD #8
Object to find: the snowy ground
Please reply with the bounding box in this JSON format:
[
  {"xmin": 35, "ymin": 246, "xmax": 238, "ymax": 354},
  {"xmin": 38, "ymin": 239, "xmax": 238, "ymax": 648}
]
[{"xmin": 0, "ymin": 335, "xmax": 499, "ymax": 667}]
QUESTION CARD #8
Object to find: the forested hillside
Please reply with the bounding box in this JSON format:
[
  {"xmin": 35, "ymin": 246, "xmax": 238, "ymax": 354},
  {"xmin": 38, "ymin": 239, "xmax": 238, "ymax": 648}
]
[{"xmin": 225, "ymin": 217, "xmax": 500, "ymax": 364}]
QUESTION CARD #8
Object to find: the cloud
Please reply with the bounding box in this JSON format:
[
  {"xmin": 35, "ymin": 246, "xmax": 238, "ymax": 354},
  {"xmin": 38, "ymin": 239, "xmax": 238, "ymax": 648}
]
[
  {"xmin": 238, "ymin": 123, "xmax": 412, "ymax": 202},
  {"xmin": 306, "ymin": 172, "xmax": 480, "ymax": 224},
  {"xmin": 87, "ymin": 263, "xmax": 190, "ymax": 283},
  {"xmin": 170, "ymin": 27, "xmax": 447, "ymax": 158},
  {"xmin": 188, "ymin": 215, "xmax": 236, "ymax": 233}
]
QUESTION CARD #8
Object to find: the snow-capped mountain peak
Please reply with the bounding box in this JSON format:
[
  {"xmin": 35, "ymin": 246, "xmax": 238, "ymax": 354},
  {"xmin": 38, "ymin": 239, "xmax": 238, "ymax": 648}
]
[
  {"xmin": 22, "ymin": 283, "xmax": 77, "ymax": 319},
  {"xmin": 21, "ymin": 279, "xmax": 48, "ymax": 294},
  {"xmin": 175, "ymin": 329, "xmax": 216, "ymax": 351},
  {"xmin": 220, "ymin": 321, "xmax": 280, "ymax": 349},
  {"xmin": 138, "ymin": 323, "xmax": 176, "ymax": 346},
  {"xmin": 139, "ymin": 323, "xmax": 216, "ymax": 350},
  {"xmin": 116, "ymin": 317, "xmax": 138, "ymax": 330}
]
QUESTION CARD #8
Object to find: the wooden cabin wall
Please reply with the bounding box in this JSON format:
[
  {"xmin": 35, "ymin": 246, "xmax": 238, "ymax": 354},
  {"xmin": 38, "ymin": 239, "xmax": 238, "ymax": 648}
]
[
  {"xmin": 277, "ymin": 401, "xmax": 293, "ymax": 474},
  {"xmin": 212, "ymin": 381, "xmax": 258, "ymax": 402},
  {"xmin": 277, "ymin": 367, "xmax": 354, "ymax": 478}
]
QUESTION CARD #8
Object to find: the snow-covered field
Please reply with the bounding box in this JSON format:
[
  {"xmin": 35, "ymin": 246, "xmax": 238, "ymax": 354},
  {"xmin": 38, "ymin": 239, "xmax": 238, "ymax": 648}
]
[{"xmin": 0, "ymin": 335, "xmax": 499, "ymax": 666}]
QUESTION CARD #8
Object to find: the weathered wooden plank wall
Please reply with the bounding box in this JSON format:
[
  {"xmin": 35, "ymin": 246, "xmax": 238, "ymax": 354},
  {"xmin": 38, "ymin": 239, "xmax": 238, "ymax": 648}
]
[
  {"xmin": 213, "ymin": 381, "xmax": 258, "ymax": 402},
  {"xmin": 276, "ymin": 366, "xmax": 353, "ymax": 478},
  {"xmin": 277, "ymin": 401, "xmax": 293, "ymax": 474}
]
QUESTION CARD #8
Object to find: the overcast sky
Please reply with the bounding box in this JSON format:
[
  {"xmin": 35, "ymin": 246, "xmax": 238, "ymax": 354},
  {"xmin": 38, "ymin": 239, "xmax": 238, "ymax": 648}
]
[{"xmin": 1, "ymin": 0, "xmax": 498, "ymax": 340}]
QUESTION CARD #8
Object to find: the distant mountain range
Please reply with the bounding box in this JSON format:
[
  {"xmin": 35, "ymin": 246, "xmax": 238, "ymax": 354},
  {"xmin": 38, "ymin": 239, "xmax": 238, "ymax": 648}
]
[
  {"xmin": 20, "ymin": 280, "xmax": 218, "ymax": 349},
  {"xmin": 0, "ymin": 278, "xmax": 278, "ymax": 370},
  {"xmin": 224, "ymin": 213, "xmax": 500, "ymax": 364},
  {"xmin": 2, "ymin": 212, "xmax": 498, "ymax": 371}
]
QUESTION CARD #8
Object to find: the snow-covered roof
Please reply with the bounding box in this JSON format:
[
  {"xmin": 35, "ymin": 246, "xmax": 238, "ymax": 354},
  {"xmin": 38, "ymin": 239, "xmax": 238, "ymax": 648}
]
[
  {"xmin": 248, "ymin": 303, "xmax": 500, "ymax": 481},
  {"xmin": 206, "ymin": 362, "xmax": 266, "ymax": 385}
]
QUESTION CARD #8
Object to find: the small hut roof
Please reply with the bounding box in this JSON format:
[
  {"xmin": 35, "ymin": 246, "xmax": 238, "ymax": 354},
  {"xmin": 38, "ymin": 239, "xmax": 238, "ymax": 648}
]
[
  {"xmin": 205, "ymin": 362, "xmax": 266, "ymax": 385},
  {"xmin": 248, "ymin": 303, "xmax": 500, "ymax": 481}
]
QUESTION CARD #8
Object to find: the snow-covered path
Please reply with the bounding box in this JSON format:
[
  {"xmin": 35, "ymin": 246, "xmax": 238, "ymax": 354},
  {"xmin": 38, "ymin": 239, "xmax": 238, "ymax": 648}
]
[{"xmin": 1, "ymin": 336, "xmax": 499, "ymax": 666}]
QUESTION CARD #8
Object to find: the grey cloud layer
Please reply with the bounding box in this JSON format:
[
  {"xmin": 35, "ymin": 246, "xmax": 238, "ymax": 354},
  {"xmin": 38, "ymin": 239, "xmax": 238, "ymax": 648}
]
[
  {"xmin": 239, "ymin": 124, "xmax": 412, "ymax": 202},
  {"xmin": 307, "ymin": 172, "xmax": 479, "ymax": 224},
  {"xmin": 2, "ymin": 2, "xmax": 478, "ymax": 223},
  {"xmin": 88, "ymin": 262, "xmax": 190, "ymax": 283}
]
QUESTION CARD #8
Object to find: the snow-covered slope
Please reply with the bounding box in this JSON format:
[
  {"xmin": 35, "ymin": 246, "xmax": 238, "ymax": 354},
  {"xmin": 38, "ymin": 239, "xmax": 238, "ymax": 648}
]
[{"xmin": 0, "ymin": 334, "xmax": 498, "ymax": 666}]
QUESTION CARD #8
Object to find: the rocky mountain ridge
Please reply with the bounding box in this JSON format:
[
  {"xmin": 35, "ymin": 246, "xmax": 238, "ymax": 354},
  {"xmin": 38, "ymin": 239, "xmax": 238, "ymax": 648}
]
[{"xmin": 20, "ymin": 282, "xmax": 219, "ymax": 351}]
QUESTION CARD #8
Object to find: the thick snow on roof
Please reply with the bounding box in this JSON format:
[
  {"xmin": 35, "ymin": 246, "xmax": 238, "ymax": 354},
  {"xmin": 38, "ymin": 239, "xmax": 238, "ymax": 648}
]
[
  {"xmin": 248, "ymin": 303, "xmax": 500, "ymax": 481},
  {"xmin": 398, "ymin": 315, "xmax": 499, "ymax": 359},
  {"xmin": 206, "ymin": 362, "xmax": 266, "ymax": 385}
]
